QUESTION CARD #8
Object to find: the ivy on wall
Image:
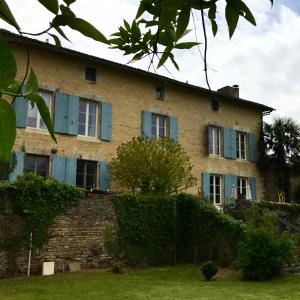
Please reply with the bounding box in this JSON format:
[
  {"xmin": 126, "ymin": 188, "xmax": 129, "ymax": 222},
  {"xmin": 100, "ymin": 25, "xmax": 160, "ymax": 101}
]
[{"xmin": 0, "ymin": 173, "xmax": 84, "ymax": 274}]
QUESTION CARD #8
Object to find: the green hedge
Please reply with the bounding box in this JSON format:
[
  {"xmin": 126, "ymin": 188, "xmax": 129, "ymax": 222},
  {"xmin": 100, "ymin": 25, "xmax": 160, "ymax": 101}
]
[{"xmin": 110, "ymin": 193, "xmax": 245, "ymax": 266}]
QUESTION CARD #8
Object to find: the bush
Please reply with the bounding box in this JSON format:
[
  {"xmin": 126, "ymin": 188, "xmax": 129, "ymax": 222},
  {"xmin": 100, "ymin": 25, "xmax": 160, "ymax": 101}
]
[
  {"xmin": 201, "ymin": 261, "xmax": 218, "ymax": 280},
  {"xmin": 112, "ymin": 261, "xmax": 123, "ymax": 274},
  {"xmin": 236, "ymin": 228, "xmax": 295, "ymax": 280},
  {"xmin": 235, "ymin": 208, "xmax": 296, "ymax": 280},
  {"xmin": 110, "ymin": 137, "xmax": 196, "ymax": 193}
]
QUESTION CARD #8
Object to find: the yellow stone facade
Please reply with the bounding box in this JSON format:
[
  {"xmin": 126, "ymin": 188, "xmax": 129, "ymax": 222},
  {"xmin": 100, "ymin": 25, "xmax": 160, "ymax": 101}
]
[{"xmin": 10, "ymin": 37, "xmax": 272, "ymax": 200}]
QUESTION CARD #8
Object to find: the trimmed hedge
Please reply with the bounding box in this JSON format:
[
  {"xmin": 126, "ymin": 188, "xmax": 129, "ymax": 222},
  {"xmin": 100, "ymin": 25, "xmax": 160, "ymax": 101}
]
[{"xmin": 110, "ymin": 193, "xmax": 245, "ymax": 266}]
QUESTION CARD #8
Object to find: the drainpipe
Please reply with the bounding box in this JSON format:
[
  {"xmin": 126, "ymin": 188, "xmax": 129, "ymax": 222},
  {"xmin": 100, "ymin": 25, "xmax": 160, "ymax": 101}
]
[{"xmin": 27, "ymin": 232, "xmax": 33, "ymax": 276}]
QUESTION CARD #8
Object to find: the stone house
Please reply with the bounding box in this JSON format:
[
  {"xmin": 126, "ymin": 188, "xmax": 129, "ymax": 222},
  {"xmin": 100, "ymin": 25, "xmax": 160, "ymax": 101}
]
[{"xmin": 6, "ymin": 31, "xmax": 274, "ymax": 209}]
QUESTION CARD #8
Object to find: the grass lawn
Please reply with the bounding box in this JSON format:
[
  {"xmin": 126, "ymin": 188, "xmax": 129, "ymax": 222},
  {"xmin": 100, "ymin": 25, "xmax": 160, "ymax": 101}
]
[{"xmin": 0, "ymin": 265, "xmax": 300, "ymax": 300}]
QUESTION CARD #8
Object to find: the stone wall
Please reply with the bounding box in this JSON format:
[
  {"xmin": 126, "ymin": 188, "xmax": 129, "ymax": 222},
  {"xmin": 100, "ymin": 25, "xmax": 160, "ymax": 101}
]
[{"xmin": 0, "ymin": 195, "xmax": 115, "ymax": 277}]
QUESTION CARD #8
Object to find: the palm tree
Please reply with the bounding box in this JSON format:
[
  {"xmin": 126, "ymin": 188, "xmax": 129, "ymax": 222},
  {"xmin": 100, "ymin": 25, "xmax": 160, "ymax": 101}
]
[{"xmin": 262, "ymin": 118, "xmax": 300, "ymax": 201}]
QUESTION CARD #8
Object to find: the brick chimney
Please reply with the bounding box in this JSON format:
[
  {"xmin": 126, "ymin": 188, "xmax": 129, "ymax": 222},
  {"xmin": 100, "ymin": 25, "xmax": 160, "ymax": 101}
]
[{"xmin": 217, "ymin": 85, "xmax": 239, "ymax": 98}]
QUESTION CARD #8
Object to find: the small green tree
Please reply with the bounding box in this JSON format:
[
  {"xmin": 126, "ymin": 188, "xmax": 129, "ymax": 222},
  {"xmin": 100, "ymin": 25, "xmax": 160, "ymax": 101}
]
[{"xmin": 110, "ymin": 137, "xmax": 196, "ymax": 194}]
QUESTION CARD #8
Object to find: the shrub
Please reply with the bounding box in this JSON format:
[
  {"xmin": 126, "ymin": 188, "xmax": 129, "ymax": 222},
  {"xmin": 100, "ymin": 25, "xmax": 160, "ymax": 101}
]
[
  {"xmin": 201, "ymin": 261, "xmax": 218, "ymax": 280},
  {"xmin": 110, "ymin": 137, "xmax": 197, "ymax": 193},
  {"xmin": 236, "ymin": 228, "xmax": 295, "ymax": 280},
  {"xmin": 112, "ymin": 261, "xmax": 123, "ymax": 274}
]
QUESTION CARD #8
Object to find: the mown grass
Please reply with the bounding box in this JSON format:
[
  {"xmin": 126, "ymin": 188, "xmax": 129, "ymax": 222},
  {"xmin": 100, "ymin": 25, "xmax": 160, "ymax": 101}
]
[{"xmin": 0, "ymin": 265, "xmax": 300, "ymax": 300}]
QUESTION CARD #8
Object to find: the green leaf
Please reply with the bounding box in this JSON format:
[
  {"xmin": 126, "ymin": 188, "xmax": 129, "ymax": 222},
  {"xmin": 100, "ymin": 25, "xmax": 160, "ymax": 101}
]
[
  {"xmin": 0, "ymin": 98, "xmax": 16, "ymax": 163},
  {"xmin": 157, "ymin": 47, "xmax": 171, "ymax": 69},
  {"xmin": 26, "ymin": 69, "xmax": 38, "ymax": 94},
  {"xmin": 239, "ymin": 0, "xmax": 256, "ymax": 26},
  {"xmin": 63, "ymin": 0, "xmax": 76, "ymax": 5},
  {"xmin": 174, "ymin": 42, "xmax": 199, "ymax": 49},
  {"xmin": 0, "ymin": 81, "xmax": 20, "ymax": 95},
  {"xmin": 0, "ymin": 35, "xmax": 16, "ymax": 88},
  {"xmin": 54, "ymin": 26, "xmax": 70, "ymax": 41},
  {"xmin": 51, "ymin": 14, "xmax": 74, "ymax": 27},
  {"xmin": 175, "ymin": 3, "xmax": 190, "ymax": 41},
  {"xmin": 211, "ymin": 19, "xmax": 218, "ymax": 36},
  {"xmin": 26, "ymin": 94, "xmax": 56, "ymax": 143},
  {"xmin": 225, "ymin": 3, "xmax": 239, "ymax": 38},
  {"xmin": 0, "ymin": 0, "xmax": 20, "ymax": 29},
  {"xmin": 49, "ymin": 33, "xmax": 62, "ymax": 47},
  {"xmin": 67, "ymin": 18, "xmax": 110, "ymax": 44},
  {"xmin": 37, "ymin": 0, "xmax": 59, "ymax": 14},
  {"xmin": 170, "ymin": 53, "xmax": 179, "ymax": 71},
  {"xmin": 60, "ymin": 4, "xmax": 76, "ymax": 17}
]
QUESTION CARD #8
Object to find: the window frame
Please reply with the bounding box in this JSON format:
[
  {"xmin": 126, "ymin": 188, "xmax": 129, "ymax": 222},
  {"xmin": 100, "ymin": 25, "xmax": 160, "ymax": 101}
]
[
  {"xmin": 78, "ymin": 99, "xmax": 98, "ymax": 138},
  {"xmin": 85, "ymin": 66, "xmax": 97, "ymax": 82},
  {"xmin": 155, "ymin": 86, "xmax": 165, "ymax": 100},
  {"xmin": 24, "ymin": 154, "xmax": 49, "ymax": 178},
  {"xmin": 209, "ymin": 174, "xmax": 222, "ymax": 206},
  {"xmin": 237, "ymin": 177, "xmax": 248, "ymax": 199},
  {"xmin": 76, "ymin": 159, "xmax": 98, "ymax": 190},
  {"xmin": 151, "ymin": 113, "xmax": 168, "ymax": 138},
  {"xmin": 27, "ymin": 90, "xmax": 53, "ymax": 130},
  {"xmin": 208, "ymin": 126, "xmax": 221, "ymax": 156},
  {"xmin": 236, "ymin": 131, "xmax": 247, "ymax": 160}
]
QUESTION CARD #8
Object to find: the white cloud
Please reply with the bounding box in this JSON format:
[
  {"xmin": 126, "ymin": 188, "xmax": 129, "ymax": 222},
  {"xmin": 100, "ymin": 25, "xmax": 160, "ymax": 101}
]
[{"xmin": 1, "ymin": 0, "xmax": 300, "ymax": 123}]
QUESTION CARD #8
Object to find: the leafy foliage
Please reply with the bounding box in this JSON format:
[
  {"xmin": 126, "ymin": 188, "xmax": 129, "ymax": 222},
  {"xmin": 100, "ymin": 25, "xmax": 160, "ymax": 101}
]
[
  {"xmin": 259, "ymin": 118, "xmax": 300, "ymax": 199},
  {"xmin": 110, "ymin": 137, "xmax": 196, "ymax": 194},
  {"xmin": 201, "ymin": 261, "xmax": 218, "ymax": 280},
  {"xmin": 112, "ymin": 261, "xmax": 123, "ymax": 274},
  {"xmin": 107, "ymin": 193, "xmax": 244, "ymax": 266},
  {"xmin": 235, "ymin": 207, "xmax": 296, "ymax": 280},
  {"xmin": 0, "ymin": 173, "xmax": 84, "ymax": 272},
  {"xmin": 110, "ymin": 0, "xmax": 271, "ymax": 69}
]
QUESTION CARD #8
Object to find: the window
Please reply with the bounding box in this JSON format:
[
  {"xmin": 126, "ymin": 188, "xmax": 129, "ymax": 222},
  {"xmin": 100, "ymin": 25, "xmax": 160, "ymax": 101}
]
[
  {"xmin": 151, "ymin": 114, "xmax": 168, "ymax": 138},
  {"xmin": 237, "ymin": 177, "xmax": 248, "ymax": 199},
  {"xmin": 236, "ymin": 132, "xmax": 247, "ymax": 160},
  {"xmin": 210, "ymin": 175, "xmax": 222, "ymax": 205},
  {"xmin": 208, "ymin": 126, "xmax": 221, "ymax": 156},
  {"xmin": 85, "ymin": 67, "xmax": 96, "ymax": 82},
  {"xmin": 27, "ymin": 91, "xmax": 52, "ymax": 129},
  {"xmin": 24, "ymin": 154, "xmax": 49, "ymax": 177},
  {"xmin": 155, "ymin": 86, "xmax": 164, "ymax": 100},
  {"xmin": 78, "ymin": 100, "xmax": 97, "ymax": 137},
  {"xmin": 76, "ymin": 160, "xmax": 97, "ymax": 190}
]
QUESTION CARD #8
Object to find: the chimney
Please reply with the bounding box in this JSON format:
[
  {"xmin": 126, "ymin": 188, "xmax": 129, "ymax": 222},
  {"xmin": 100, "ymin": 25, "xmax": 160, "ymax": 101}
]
[{"xmin": 217, "ymin": 85, "xmax": 239, "ymax": 98}]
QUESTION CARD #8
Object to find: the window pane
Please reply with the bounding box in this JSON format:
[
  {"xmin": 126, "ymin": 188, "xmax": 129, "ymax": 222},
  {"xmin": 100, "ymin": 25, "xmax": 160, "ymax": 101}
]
[
  {"xmin": 77, "ymin": 160, "xmax": 85, "ymax": 173},
  {"xmin": 159, "ymin": 126, "xmax": 165, "ymax": 137},
  {"xmin": 78, "ymin": 124, "xmax": 85, "ymax": 136},
  {"xmin": 86, "ymin": 162, "xmax": 96, "ymax": 174},
  {"xmin": 79, "ymin": 113, "xmax": 86, "ymax": 124},
  {"xmin": 89, "ymin": 102, "xmax": 97, "ymax": 115},
  {"xmin": 24, "ymin": 156, "xmax": 35, "ymax": 173},
  {"xmin": 88, "ymin": 113, "xmax": 96, "ymax": 126},
  {"xmin": 76, "ymin": 173, "xmax": 84, "ymax": 187},
  {"xmin": 79, "ymin": 101, "xmax": 87, "ymax": 113},
  {"xmin": 88, "ymin": 126, "xmax": 96, "ymax": 137},
  {"xmin": 28, "ymin": 117, "xmax": 37, "ymax": 128},
  {"xmin": 24, "ymin": 155, "xmax": 48, "ymax": 177}
]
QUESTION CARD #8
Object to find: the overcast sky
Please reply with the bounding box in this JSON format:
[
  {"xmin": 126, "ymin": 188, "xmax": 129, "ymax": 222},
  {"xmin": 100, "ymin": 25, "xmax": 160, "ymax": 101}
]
[{"xmin": 1, "ymin": 0, "xmax": 299, "ymax": 123}]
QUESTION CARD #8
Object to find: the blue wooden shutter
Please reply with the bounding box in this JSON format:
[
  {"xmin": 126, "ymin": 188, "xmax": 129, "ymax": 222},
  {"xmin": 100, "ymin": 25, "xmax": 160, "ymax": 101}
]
[
  {"xmin": 54, "ymin": 92, "xmax": 69, "ymax": 134},
  {"xmin": 54, "ymin": 92, "xmax": 79, "ymax": 135},
  {"xmin": 51, "ymin": 156, "xmax": 66, "ymax": 182},
  {"xmin": 100, "ymin": 102, "xmax": 112, "ymax": 141},
  {"xmin": 248, "ymin": 133, "xmax": 256, "ymax": 162},
  {"xmin": 224, "ymin": 128, "xmax": 231, "ymax": 158},
  {"xmin": 201, "ymin": 172, "xmax": 210, "ymax": 201},
  {"xmin": 14, "ymin": 86, "xmax": 28, "ymax": 128},
  {"xmin": 9, "ymin": 151, "xmax": 25, "ymax": 181},
  {"xmin": 230, "ymin": 129, "xmax": 236, "ymax": 159},
  {"xmin": 224, "ymin": 128, "xmax": 236, "ymax": 159},
  {"xmin": 141, "ymin": 111, "xmax": 152, "ymax": 138},
  {"xmin": 224, "ymin": 175, "xmax": 237, "ymax": 206},
  {"xmin": 66, "ymin": 157, "xmax": 77, "ymax": 185},
  {"xmin": 250, "ymin": 177, "xmax": 257, "ymax": 201},
  {"xmin": 99, "ymin": 161, "xmax": 110, "ymax": 192},
  {"xmin": 68, "ymin": 95, "xmax": 79, "ymax": 135},
  {"xmin": 169, "ymin": 116, "xmax": 178, "ymax": 141}
]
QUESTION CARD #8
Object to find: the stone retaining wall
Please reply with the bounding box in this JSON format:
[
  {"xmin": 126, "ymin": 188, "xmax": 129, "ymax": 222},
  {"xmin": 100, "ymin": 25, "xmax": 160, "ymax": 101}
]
[{"xmin": 0, "ymin": 195, "xmax": 115, "ymax": 277}]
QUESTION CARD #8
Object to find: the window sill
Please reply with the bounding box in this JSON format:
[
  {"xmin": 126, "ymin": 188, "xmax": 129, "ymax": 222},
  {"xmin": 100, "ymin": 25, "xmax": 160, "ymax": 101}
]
[
  {"xmin": 24, "ymin": 127, "xmax": 50, "ymax": 135},
  {"xmin": 209, "ymin": 154, "xmax": 223, "ymax": 159},
  {"xmin": 77, "ymin": 135, "xmax": 100, "ymax": 143}
]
